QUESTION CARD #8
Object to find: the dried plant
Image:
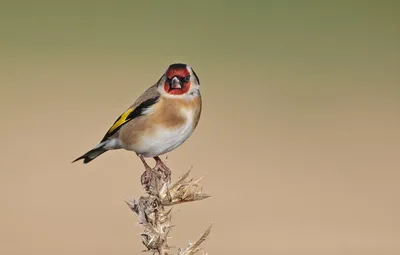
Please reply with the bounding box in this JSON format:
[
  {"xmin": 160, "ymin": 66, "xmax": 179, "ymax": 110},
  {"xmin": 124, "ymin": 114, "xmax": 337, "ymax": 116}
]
[{"xmin": 126, "ymin": 161, "xmax": 211, "ymax": 255}]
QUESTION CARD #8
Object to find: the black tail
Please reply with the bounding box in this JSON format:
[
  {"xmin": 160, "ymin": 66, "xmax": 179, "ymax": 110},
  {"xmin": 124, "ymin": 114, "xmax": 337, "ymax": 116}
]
[{"xmin": 72, "ymin": 147, "xmax": 107, "ymax": 164}]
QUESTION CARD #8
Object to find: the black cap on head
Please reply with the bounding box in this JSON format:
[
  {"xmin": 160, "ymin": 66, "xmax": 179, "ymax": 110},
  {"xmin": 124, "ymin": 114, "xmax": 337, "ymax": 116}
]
[{"xmin": 168, "ymin": 63, "xmax": 187, "ymax": 69}]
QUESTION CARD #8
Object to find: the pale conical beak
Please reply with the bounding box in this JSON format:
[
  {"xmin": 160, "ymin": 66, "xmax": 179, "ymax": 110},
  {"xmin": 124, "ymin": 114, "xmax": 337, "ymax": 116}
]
[{"xmin": 170, "ymin": 77, "xmax": 182, "ymax": 89}]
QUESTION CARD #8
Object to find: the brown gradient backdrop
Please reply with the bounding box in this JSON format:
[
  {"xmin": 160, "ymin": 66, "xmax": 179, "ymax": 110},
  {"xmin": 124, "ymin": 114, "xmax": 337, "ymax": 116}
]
[{"xmin": 1, "ymin": 1, "xmax": 399, "ymax": 255}]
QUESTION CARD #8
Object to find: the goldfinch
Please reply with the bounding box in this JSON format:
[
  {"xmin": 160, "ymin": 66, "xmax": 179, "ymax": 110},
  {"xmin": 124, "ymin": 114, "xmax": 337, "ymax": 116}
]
[{"xmin": 73, "ymin": 63, "xmax": 201, "ymax": 170}]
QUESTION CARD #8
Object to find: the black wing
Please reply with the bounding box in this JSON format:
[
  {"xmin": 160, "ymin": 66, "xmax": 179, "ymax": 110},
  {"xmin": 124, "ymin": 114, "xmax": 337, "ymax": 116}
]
[{"xmin": 100, "ymin": 96, "xmax": 160, "ymax": 142}]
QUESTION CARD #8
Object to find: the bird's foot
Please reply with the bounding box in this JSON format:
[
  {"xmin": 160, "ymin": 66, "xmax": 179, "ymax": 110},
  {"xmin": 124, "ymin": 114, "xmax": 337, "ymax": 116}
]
[{"xmin": 154, "ymin": 156, "xmax": 171, "ymax": 182}]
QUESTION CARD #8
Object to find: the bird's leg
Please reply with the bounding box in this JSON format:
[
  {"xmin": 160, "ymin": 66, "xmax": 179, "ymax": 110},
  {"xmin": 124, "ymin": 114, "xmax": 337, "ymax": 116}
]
[
  {"xmin": 138, "ymin": 154, "xmax": 159, "ymax": 194},
  {"xmin": 154, "ymin": 156, "xmax": 171, "ymax": 181},
  {"xmin": 154, "ymin": 156, "xmax": 169, "ymax": 171},
  {"xmin": 138, "ymin": 154, "xmax": 152, "ymax": 171}
]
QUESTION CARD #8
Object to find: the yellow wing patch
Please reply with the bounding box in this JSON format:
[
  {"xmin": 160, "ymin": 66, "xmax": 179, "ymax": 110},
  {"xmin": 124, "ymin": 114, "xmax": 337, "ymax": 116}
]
[
  {"xmin": 107, "ymin": 108, "xmax": 134, "ymax": 134},
  {"xmin": 100, "ymin": 95, "xmax": 160, "ymax": 143}
]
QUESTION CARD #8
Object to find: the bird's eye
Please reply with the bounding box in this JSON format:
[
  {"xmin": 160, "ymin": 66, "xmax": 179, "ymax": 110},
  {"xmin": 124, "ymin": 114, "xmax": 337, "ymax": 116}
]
[
  {"xmin": 166, "ymin": 77, "xmax": 171, "ymax": 83},
  {"xmin": 184, "ymin": 75, "xmax": 190, "ymax": 82}
]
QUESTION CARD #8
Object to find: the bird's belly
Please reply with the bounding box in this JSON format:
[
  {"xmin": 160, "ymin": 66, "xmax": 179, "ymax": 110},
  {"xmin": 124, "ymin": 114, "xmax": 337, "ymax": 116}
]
[
  {"xmin": 132, "ymin": 123, "xmax": 194, "ymax": 157},
  {"xmin": 119, "ymin": 106, "xmax": 198, "ymax": 157}
]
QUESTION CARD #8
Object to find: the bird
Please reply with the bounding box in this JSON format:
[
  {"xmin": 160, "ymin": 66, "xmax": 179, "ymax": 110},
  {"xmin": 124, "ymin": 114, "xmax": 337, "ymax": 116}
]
[{"xmin": 72, "ymin": 63, "xmax": 202, "ymax": 172}]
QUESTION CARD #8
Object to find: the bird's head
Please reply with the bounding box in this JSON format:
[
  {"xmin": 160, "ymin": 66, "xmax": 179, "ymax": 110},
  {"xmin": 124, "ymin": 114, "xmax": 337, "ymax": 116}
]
[{"xmin": 157, "ymin": 63, "xmax": 200, "ymax": 98}]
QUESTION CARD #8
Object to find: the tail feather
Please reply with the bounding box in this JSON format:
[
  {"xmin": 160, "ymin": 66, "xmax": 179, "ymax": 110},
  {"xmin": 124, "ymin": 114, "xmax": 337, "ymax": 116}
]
[{"xmin": 72, "ymin": 147, "xmax": 107, "ymax": 164}]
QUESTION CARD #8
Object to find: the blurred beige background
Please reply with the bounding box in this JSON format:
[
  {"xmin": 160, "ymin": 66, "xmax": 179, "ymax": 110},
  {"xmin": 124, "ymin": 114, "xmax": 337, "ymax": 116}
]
[{"xmin": 1, "ymin": 1, "xmax": 399, "ymax": 255}]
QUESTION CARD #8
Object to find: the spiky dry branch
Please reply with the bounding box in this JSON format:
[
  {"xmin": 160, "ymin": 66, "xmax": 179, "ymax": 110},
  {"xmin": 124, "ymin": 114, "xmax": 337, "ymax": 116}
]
[{"xmin": 126, "ymin": 162, "xmax": 211, "ymax": 255}]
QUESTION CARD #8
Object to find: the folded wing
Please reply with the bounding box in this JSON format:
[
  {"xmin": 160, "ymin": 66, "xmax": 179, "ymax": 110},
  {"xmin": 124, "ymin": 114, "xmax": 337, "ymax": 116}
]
[{"xmin": 100, "ymin": 96, "xmax": 160, "ymax": 142}]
